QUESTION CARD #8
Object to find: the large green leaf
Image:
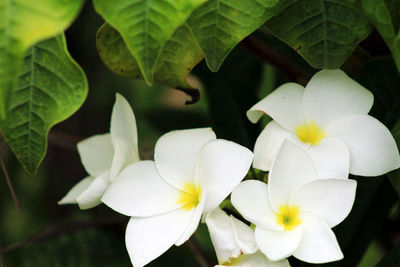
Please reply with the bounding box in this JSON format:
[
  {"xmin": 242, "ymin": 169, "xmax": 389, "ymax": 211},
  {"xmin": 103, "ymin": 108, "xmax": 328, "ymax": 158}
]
[
  {"xmin": 363, "ymin": 0, "xmax": 400, "ymax": 73},
  {"xmin": 0, "ymin": 34, "xmax": 88, "ymax": 174},
  {"xmin": 0, "ymin": 0, "xmax": 84, "ymax": 119},
  {"xmin": 97, "ymin": 23, "xmax": 204, "ymax": 102},
  {"xmin": 264, "ymin": 0, "xmax": 373, "ymax": 69},
  {"xmin": 93, "ymin": 0, "xmax": 207, "ymax": 85},
  {"xmin": 187, "ymin": 0, "xmax": 293, "ymax": 72}
]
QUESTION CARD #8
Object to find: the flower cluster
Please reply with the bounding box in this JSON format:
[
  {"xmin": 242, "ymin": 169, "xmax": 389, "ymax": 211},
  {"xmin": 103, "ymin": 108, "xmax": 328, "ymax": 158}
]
[{"xmin": 59, "ymin": 70, "xmax": 399, "ymax": 267}]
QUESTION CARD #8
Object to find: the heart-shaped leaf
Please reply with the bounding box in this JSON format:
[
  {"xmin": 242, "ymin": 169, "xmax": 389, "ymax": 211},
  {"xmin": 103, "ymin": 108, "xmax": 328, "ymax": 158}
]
[
  {"xmin": 187, "ymin": 0, "xmax": 293, "ymax": 72},
  {"xmin": 264, "ymin": 0, "xmax": 373, "ymax": 69},
  {"xmin": 0, "ymin": 35, "xmax": 88, "ymax": 174},
  {"xmin": 0, "ymin": 0, "xmax": 84, "ymax": 119},
  {"xmin": 97, "ymin": 23, "xmax": 204, "ymax": 103},
  {"xmin": 93, "ymin": 0, "xmax": 207, "ymax": 85}
]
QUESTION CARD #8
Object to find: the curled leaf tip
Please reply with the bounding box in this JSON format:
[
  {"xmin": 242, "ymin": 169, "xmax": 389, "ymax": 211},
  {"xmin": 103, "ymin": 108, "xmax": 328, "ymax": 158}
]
[{"xmin": 175, "ymin": 87, "xmax": 200, "ymax": 105}]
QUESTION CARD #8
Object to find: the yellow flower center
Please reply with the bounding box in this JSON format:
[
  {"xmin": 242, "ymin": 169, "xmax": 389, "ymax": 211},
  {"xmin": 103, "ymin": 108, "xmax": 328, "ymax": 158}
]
[
  {"xmin": 222, "ymin": 255, "xmax": 243, "ymax": 266},
  {"xmin": 177, "ymin": 182, "xmax": 202, "ymax": 211},
  {"xmin": 295, "ymin": 121, "xmax": 326, "ymax": 145},
  {"xmin": 276, "ymin": 205, "xmax": 301, "ymax": 231}
]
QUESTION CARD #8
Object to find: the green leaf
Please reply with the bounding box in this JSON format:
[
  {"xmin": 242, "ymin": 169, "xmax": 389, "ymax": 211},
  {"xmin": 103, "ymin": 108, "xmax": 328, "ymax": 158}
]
[
  {"xmin": 0, "ymin": 0, "xmax": 84, "ymax": 119},
  {"xmin": 187, "ymin": 0, "xmax": 293, "ymax": 72},
  {"xmin": 96, "ymin": 23, "xmax": 204, "ymax": 102},
  {"xmin": 264, "ymin": 0, "xmax": 373, "ymax": 69},
  {"xmin": 376, "ymin": 243, "xmax": 400, "ymax": 267},
  {"xmin": 93, "ymin": 0, "xmax": 207, "ymax": 85},
  {"xmin": 0, "ymin": 34, "xmax": 88, "ymax": 175},
  {"xmin": 362, "ymin": 0, "xmax": 400, "ymax": 73}
]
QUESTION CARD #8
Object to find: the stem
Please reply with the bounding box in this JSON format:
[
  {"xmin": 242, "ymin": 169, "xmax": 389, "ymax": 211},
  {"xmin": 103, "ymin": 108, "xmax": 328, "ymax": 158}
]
[
  {"xmin": 186, "ymin": 239, "xmax": 213, "ymax": 267},
  {"xmin": 241, "ymin": 35, "xmax": 309, "ymax": 85},
  {"xmin": 0, "ymin": 217, "xmax": 126, "ymax": 255},
  {"xmin": 0, "ymin": 141, "xmax": 21, "ymax": 212}
]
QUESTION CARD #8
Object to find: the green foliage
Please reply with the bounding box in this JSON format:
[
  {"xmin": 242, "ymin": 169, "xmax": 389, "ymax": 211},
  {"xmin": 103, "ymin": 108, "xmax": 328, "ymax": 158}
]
[
  {"xmin": 363, "ymin": 0, "xmax": 400, "ymax": 73},
  {"xmin": 187, "ymin": 0, "xmax": 293, "ymax": 72},
  {"xmin": 264, "ymin": 0, "xmax": 373, "ymax": 69},
  {"xmin": 93, "ymin": 0, "xmax": 207, "ymax": 85},
  {"xmin": 97, "ymin": 23, "xmax": 204, "ymax": 100},
  {"xmin": 0, "ymin": 0, "xmax": 84, "ymax": 119},
  {"xmin": 0, "ymin": 35, "xmax": 88, "ymax": 174}
]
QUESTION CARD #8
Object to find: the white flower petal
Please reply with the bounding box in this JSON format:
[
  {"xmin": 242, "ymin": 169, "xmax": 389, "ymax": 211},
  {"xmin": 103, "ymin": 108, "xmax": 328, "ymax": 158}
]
[
  {"xmin": 206, "ymin": 208, "xmax": 257, "ymax": 264},
  {"xmin": 269, "ymin": 140, "xmax": 316, "ymax": 211},
  {"xmin": 110, "ymin": 93, "xmax": 139, "ymax": 162},
  {"xmin": 195, "ymin": 139, "xmax": 253, "ymax": 212},
  {"xmin": 206, "ymin": 208, "xmax": 241, "ymax": 264},
  {"xmin": 255, "ymin": 226, "xmax": 302, "ymax": 261},
  {"xmin": 175, "ymin": 193, "xmax": 206, "ymax": 246},
  {"xmin": 76, "ymin": 171, "xmax": 110, "ymax": 210},
  {"xmin": 291, "ymin": 179, "xmax": 356, "ymax": 228},
  {"xmin": 253, "ymin": 121, "xmax": 301, "ymax": 171},
  {"xmin": 239, "ymin": 251, "xmax": 291, "ymax": 267},
  {"xmin": 327, "ymin": 114, "xmax": 400, "ymax": 176},
  {"xmin": 293, "ymin": 212, "xmax": 343, "ymax": 263},
  {"xmin": 102, "ymin": 161, "xmax": 181, "ymax": 217},
  {"xmin": 109, "ymin": 137, "xmax": 131, "ymax": 182},
  {"xmin": 125, "ymin": 208, "xmax": 193, "ymax": 267},
  {"xmin": 231, "ymin": 215, "xmax": 257, "ymax": 255},
  {"xmin": 307, "ymin": 137, "xmax": 350, "ymax": 178},
  {"xmin": 247, "ymin": 83, "xmax": 305, "ymax": 132},
  {"xmin": 231, "ymin": 180, "xmax": 280, "ymax": 230},
  {"xmin": 303, "ymin": 69, "xmax": 373, "ymax": 127},
  {"xmin": 58, "ymin": 176, "xmax": 94, "ymax": 205},
  {"xmin": 77, "ymin": 134, "xmax": 113, "ymax": 177},
  {"xmin": 155, "ymin": 128, "xmax": 216, "ymax": 190}
]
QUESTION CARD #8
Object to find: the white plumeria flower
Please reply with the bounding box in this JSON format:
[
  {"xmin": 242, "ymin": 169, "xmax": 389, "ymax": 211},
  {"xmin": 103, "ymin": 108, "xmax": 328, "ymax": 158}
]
[
  {"xmin": 206, "ymin": 208, "xmax": 290, "ymax": 267},
  {"xmin": 231, "ymin": 141, "xmax": 357, "ymax": 264},
  {"xmin": 58, "ymin": 94, "xmax": 139, "ymax": 209},
  {"xmin": 248, "ymin": 69, "xmax": 400, "ymax": 178},
  {"xmin": 101, "ymin": 128, "xmax": 253, "ymax": 267}
]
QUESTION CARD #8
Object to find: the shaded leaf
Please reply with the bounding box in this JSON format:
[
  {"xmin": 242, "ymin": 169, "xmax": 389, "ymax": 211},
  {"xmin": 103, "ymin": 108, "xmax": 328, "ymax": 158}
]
[
  {"xmin": 0, "ymin": 35, "xmax": 88, "ymax": 174},
  {"xmin": 93, "ymin": 0, "xmax": 207, "ymax": 85},
  {"xmin": 187, "ymin": 0, "xmax": 293, "ymax": 72},
  {"xmin": 264, "ymin": 0, "xmax": 373, "ymax": 69},
  {"xmin": 0, "ymin": 0, "xmax": 84, "ymax": 119},
  {"xmin": 96, "ymin": 23, "xmax": 204, "ymax": 103},
  {"xmin": 362, "ymin": 0, "xmax": 400, "ymax": 72}
]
